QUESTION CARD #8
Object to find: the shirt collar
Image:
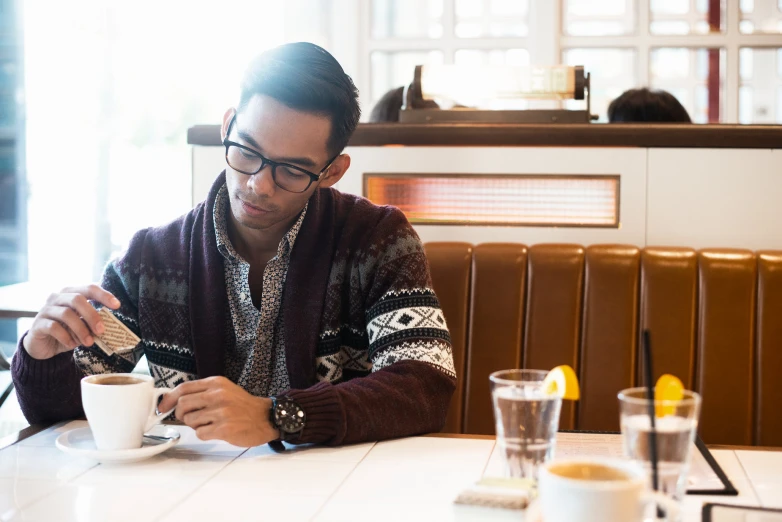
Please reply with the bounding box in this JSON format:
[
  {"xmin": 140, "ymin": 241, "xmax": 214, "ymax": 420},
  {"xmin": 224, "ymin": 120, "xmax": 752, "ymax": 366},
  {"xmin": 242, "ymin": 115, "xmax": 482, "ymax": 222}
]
[{"xmin": 213, "ymin": 184, "xmax": 308, "ymax": 263}]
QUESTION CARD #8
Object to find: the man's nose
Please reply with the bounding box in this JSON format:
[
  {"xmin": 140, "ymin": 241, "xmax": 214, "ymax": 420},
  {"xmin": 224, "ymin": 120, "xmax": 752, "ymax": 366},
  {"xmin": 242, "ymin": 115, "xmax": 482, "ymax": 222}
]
[{"xmin": 248, "ymin": 164, "xmax": 276, "ymax": 196}]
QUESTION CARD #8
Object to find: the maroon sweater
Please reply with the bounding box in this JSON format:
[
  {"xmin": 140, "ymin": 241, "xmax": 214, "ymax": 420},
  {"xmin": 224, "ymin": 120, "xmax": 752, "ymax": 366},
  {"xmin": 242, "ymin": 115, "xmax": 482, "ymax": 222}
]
[{"xmin": 12, "ymin": 172, "xmax": 456, "ymax": 445}]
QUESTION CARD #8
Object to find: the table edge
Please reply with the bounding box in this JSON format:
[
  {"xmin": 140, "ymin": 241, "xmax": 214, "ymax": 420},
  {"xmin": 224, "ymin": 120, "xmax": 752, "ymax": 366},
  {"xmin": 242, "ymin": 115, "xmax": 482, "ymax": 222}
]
[
  {"xmin": 709, "ymin": 444, "xmax": 782, "ymax": 452},
  {"xmin": 3, "ymin": 425, "xmax": 779, "ymax": 452}
]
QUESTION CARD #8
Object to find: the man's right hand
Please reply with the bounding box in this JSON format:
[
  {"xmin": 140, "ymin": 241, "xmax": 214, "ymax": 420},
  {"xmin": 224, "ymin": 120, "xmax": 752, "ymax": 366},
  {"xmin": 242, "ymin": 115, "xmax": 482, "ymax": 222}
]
[{"xmin": 23, "ymin": 285, "xmax": 121, "ymax": 360}]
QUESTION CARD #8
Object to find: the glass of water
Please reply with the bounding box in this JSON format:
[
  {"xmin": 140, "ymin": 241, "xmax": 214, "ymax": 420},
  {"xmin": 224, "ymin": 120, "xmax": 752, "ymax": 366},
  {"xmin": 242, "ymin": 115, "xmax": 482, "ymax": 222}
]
[
  {"xmin": 618, "ymin": 388, "xmax": 701, "ymax": 512},
  {"xmin": 490, "ymin": 369, "xmax": 562, "ymax": 480}
]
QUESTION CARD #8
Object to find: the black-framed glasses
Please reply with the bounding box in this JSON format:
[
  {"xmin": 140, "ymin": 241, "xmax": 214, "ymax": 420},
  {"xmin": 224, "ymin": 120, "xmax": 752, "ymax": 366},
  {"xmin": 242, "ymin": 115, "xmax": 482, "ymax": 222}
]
[{"xmin": 222, "ymin": 113, "xmax": 338, "ymax": 194}]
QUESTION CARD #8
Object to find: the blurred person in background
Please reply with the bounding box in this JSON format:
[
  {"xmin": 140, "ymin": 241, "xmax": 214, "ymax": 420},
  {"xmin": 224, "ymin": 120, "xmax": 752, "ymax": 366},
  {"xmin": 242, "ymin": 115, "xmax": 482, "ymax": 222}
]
[
  {"xmin": 369, "ymin": 85, "xmax": 440, "ymax": 122},
  {"xmin": 607, "ymin": 87, "xmax": 692, "ymax": 123}
]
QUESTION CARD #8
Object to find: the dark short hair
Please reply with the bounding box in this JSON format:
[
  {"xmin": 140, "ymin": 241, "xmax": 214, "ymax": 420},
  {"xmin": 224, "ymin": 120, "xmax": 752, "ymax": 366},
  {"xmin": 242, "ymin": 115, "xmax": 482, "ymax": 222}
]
[
  {"xmin": 239, "ymin": 42, "xmax": 361, "ymax": 156},
  {"xmin": 607, "ymin": 88, "xmax": 692, "ymax": 123}
]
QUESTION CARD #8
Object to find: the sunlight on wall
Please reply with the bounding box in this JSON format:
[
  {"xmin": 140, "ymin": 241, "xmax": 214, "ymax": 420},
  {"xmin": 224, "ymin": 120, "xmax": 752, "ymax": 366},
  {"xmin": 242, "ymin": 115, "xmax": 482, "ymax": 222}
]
[{"xmin": 24, "ymin": 0, "xmax": 284, "ymax": 286}]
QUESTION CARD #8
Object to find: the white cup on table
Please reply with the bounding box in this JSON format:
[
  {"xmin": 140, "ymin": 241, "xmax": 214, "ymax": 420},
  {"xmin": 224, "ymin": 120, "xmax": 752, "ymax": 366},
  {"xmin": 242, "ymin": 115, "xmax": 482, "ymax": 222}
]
[
  {"xmin": 538, "ymin": 457, "xmax": 679, "ymax": 522},
  {"xmin": 81, "ymin": 373, "xmax": 171, "ymax": 451}
]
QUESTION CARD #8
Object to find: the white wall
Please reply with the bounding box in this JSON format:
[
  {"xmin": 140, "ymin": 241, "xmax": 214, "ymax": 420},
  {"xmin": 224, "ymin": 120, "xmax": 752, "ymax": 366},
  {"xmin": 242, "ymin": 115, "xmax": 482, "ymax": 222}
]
[{"xmin": 647, "ymin": 148, "xmax": 782, "ymax": 250}]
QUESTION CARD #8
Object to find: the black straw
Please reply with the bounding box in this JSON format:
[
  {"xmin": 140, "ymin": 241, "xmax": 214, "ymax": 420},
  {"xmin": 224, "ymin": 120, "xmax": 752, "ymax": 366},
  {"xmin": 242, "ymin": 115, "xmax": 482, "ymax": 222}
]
[{"xmin": 642, "ymin": 330, "xmax": 663, "ymax": 519}]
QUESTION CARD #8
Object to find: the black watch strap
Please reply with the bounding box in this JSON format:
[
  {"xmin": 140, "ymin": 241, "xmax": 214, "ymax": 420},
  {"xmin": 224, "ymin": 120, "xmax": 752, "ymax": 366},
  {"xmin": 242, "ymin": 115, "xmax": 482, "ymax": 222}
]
[{"xmin": 268, "ymin": 440, "xmax": 286, "ymax": 453}]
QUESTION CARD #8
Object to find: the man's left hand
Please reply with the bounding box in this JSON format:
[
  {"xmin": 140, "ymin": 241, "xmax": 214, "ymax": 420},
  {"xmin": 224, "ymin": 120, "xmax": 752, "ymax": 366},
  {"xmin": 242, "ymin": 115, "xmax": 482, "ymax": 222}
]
[{"xmin": 157, "ymin": 376, "xmax": 280, "ymax": 447}]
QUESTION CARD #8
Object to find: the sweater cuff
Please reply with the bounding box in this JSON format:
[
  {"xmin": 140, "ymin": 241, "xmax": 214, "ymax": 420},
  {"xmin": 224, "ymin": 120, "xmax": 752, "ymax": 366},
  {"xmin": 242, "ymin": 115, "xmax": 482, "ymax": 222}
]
[
  {"xmin": 12, "ymin": 332, "xmax": 79, "ymax": 391},
  {"xmin": 284, "ymin": 381, "xmax": 344, "ymax": 445}
]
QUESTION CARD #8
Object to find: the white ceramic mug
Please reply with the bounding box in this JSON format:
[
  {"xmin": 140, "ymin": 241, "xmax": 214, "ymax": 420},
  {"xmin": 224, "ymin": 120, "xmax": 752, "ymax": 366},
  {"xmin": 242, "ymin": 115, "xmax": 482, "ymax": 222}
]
[
  {"xmin": 81, "ymin": 373, "xmax": 172, "ymax": 451},
  {"xmin": 538, "ymin": 458, "xmax": 679, "ymax": 522}
]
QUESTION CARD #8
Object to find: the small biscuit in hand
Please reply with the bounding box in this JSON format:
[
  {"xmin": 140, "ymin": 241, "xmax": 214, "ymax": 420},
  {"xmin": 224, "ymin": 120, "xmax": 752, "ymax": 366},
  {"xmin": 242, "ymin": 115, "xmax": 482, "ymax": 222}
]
[{"xmin": 93, "ymin": 308, "xmax": 140, "ymax": 356}]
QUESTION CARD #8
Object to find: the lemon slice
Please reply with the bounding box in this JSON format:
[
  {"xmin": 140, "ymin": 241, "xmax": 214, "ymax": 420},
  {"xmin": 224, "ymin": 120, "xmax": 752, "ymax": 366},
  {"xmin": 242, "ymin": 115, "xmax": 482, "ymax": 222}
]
[
  {"xmin": 542, "ymin": 365, "xmax": 580, "ymax": 400},
  {"xmin": 655, "ymin": 374, "xmax": 684, "ymax": 417}
]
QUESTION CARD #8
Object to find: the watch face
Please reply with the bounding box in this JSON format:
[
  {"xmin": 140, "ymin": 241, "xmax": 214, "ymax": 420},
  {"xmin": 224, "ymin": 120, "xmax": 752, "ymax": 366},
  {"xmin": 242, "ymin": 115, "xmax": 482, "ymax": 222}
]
[{"xmin": 274, "ymin": 399, "xmax": 306, "ymax": 434}]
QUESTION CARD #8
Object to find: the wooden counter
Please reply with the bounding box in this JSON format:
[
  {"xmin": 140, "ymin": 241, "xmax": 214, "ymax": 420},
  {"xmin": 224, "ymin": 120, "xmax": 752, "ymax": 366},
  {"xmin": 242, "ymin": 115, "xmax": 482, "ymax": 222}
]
[{"xmin": 188, "ymin": 123, "xmax": 782, "ymax": 149}]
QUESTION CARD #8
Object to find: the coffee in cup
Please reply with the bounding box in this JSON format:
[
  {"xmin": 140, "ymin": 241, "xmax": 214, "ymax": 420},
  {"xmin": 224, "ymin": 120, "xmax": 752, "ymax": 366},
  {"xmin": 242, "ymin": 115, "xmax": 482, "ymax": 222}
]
[
  {"xmin": 92, "ymin": 375, "xmax": 145, "ymax": 386},
  {"xmin": 538, "ymin": 458, "xmax": 678, "ymax": 522},
  {"xmin": 548, "ymin": 461, "xmax": 632, "ymax": 481},
  {"xmin": 81, "ymin": 373, "xmax": 172, "ymax": 451}
]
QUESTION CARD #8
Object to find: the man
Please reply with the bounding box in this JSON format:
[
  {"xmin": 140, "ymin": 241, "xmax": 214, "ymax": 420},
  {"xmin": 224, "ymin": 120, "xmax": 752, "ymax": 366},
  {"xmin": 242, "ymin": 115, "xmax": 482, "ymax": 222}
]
[{"xmin": 12, "ymin": 42, "xmax": 455, "ymax": 448}]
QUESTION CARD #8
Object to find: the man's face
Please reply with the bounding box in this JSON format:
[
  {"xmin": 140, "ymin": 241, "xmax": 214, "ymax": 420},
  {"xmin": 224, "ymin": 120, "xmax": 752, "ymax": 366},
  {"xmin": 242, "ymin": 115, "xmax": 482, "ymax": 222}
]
[{"xmin": 221, "ymin": 94, "xmax": 341, "ymax": 233}]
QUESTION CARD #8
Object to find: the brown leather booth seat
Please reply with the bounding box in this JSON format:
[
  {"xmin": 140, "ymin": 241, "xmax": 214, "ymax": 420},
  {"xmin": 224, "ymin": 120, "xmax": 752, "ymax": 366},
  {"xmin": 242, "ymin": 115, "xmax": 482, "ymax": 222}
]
[{"xmin": 424, "ymin": 243, "xmax": 782, "ymax": 447}]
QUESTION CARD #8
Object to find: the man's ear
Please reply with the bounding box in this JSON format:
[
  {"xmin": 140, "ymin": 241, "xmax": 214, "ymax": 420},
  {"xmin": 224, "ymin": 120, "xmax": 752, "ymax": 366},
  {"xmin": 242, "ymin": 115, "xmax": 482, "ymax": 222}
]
[
  {"xmin": 318, "ymin": 154, "xmax": 351, "ymax": 189},
  {"xmin": 220, "ymin": 108, "xmax": 236, "ymax": 142}
]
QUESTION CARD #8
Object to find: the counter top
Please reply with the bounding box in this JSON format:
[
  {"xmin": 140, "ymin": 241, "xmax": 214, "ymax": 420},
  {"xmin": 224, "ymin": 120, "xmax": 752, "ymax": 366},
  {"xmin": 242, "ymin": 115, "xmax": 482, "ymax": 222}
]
[{"xmin": 188, "ymin": 123, "xmax": 782, "ymax": 149}]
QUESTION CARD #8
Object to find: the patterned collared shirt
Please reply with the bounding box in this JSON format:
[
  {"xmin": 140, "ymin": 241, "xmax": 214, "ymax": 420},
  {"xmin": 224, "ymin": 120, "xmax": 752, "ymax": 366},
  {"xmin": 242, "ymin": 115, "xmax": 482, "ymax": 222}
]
[{"xmin": 213, "ymin": 185, "xmax": 307, "ymax": 397}]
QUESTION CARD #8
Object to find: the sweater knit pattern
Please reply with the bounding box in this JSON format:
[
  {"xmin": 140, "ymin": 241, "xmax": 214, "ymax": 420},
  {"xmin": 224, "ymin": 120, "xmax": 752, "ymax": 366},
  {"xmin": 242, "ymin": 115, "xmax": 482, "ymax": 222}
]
[
  {"xmin": 72, "ymin": 260, "xmax": 200, "ymax": 389},
  {"xmin": 72, "ymin": 180, "xmax": 454, "ymax": 394},
  {"xmin": 313, "ymin": 220, "xmax": 455, "ymax": 382},
  {"xmin": 13, "ymin": 172, "xmax": 457, "ymax": 445}
]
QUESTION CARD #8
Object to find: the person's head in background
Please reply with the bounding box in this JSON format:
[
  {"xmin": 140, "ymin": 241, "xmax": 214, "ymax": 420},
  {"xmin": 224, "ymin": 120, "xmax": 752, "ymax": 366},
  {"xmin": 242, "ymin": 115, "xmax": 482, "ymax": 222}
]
[
  {"xmin": 607, "ymin": 88, "xmax": 692, "ymax": 123},
  {"xmin": 369, "ymin": 86, "xmax": 440, "ymax": 122},
  {"xmin": 369, "ymin": 86, "xmax": 404, "ymax": 122}
]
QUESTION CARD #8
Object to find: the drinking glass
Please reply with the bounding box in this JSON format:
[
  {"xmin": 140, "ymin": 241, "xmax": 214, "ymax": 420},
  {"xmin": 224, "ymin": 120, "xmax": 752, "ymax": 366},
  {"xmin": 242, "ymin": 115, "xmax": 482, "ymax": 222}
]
[
  {"xmin": 618, "ymin": 388, "xmax": 701, "ymax": 520},
  {"xmin": 490, "ymin": 369, "xmax": 562, "ymax": 480}
]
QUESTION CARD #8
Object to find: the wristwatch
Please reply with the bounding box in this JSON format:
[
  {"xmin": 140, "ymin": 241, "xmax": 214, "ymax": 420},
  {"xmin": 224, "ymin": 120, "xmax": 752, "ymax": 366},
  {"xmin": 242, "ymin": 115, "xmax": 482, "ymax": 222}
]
[{"xmin": 269, "ymin": 395, "xmax": 306, "ymax": 443}]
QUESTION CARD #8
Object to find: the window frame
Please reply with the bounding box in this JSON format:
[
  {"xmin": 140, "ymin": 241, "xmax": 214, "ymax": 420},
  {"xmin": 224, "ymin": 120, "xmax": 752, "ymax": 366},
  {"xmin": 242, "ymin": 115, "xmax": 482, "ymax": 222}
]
[{"xmin": 345, "ymin": 0, "xmax": 782, "ymax": 123}]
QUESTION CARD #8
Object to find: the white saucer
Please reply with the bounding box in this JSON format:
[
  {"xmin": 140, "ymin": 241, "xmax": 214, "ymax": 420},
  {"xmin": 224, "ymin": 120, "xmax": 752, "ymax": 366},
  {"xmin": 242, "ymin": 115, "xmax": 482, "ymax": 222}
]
[
  {"xmin": 525, "ymin": 501, "xmax": 542, "ymax": 522},
  {"xmin": 55, "ymin": 425, "xmax": 180, "ymax": 464}
]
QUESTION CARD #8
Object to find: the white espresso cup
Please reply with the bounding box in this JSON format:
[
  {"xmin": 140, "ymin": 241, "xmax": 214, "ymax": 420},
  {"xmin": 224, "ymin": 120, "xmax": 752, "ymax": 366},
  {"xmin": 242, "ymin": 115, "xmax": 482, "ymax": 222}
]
[
  {"xmin": 538, "ymin": 458, "xmax": 679, "ymax": 522},
  {"xmin": 81, "ymin": 373, "xmax": 171, "ymax": 451}
]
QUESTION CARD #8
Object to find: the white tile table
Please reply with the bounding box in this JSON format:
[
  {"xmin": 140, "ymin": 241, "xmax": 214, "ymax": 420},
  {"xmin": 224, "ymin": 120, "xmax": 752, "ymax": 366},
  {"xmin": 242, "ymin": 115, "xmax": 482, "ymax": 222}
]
[{"xmin": 0, "ymin": 421, "xmax": 777, "ymax": 522}]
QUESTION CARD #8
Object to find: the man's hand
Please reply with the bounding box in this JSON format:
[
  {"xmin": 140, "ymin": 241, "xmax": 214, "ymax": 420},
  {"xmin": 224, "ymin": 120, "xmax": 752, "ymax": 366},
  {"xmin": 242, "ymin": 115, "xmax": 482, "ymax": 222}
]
[
  {"xmin": 23, "ymin": 285, "xmax": 121, "ymax": 360},
  {"xmin": 158, "ymin": 376, "xmax": 279, "ymax": 447}
]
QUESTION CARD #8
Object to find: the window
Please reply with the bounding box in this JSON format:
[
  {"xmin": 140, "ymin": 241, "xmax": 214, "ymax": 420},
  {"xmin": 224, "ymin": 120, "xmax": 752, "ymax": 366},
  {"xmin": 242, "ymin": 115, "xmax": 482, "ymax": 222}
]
[
  {"xmin": 371, "ymin": 0, "xmax": 444, "ymax": 39},
  {"xmin": 558, "ymin": 0, "xmax": 782, "ymax": 122},
  {"xmin": 563, "ymin": 0, "xmax": 635, "ymax": 36},
  {"xmin": 454, "ymin": 0, "xmax": 529, "ymax": 38},
  {"xmin": 650, "ymin": 0, "xmax": 725, "ymax": 35},
  {"xmin": 0, "ymin": 0, "xmax": 23, "ymax": 288},
  {"xmin": 371, "ymin": 50, "xmax": 444, "ymax": 101},
  {"xmin": 739, "ymin": 47, "xmax": 782, "ymax": 123},
  {"xmin": 358, "ymin": 0, "xmax": 782, "ymax": 123},
  {"xmin": 650, "ymin": 48, "xmax": 725, "ymax": 122},
  {"xmin": 740, "ymin": 0, "xmax": 782, "ymax": 33},
  {"xmin": 23, "ymin": 1, "xmax": 290, "ymax": 288},
  {"xmin": 365, "ymin": 0, "xmax": 530, "ymax": 114},
  {"xmin": 0, "ymin": 0, "xmax": 24, "ymax": 434}
]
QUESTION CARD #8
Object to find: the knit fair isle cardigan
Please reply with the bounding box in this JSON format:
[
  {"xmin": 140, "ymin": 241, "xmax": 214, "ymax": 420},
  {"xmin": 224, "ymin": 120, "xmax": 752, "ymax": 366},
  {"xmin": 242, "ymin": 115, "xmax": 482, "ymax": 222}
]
[{"xmin": 12, "ymin": 172, "xmax": 456, "ymax": 445}]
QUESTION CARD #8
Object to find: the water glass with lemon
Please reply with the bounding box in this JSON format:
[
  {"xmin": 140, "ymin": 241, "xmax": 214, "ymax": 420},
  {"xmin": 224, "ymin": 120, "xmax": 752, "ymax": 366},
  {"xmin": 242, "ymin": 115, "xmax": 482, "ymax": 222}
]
[
  {"xmin": 489, "ymin": 366, "xmax": 580, "ymax": 480},
  {"xmin": 618, "ymin": 375, "xmax": 701, "ymax": 508}
]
